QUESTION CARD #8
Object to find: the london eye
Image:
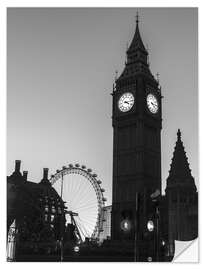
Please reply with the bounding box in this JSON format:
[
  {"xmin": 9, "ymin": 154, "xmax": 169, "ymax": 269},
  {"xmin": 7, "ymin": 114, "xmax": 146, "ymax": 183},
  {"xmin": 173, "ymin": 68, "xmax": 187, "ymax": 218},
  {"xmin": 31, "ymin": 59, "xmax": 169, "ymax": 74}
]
[{"xmin": 50, "ymin": 163, "xmax": 106, "ymax": 242}]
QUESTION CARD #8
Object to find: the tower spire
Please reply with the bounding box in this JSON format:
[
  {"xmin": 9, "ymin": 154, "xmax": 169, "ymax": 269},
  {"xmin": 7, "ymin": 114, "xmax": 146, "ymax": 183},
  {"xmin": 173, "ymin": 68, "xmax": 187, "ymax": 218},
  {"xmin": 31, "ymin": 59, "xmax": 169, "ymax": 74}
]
[
  {"xmin": 177, "ymin": 128, "xmax": 181, "ymax": 140},
  {"xmin": 117, "ymin": 14, "xmax": 157, "ymax": 85},
  {"xmin": 127, "ymin": 13, "xmax": 147, "ymax": 54},
  {"xmin": 167, "ymin": 129, "xmax": 196, "ymax": 189},
  {"xmin": 136, "ymin": 11, "xmax": 139, "ymax": 26}
]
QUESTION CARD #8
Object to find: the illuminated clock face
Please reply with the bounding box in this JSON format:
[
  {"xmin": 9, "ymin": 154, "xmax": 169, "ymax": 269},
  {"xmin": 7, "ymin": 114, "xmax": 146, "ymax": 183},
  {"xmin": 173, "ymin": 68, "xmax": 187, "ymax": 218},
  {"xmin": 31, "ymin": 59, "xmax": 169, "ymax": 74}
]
[
  {"xmin": 118, "ymin": 92, "xmax": 134, "ymax": 112},
  {"xmin": 147, "ymin": 94, "xmax": 159, "ymax": 114}
]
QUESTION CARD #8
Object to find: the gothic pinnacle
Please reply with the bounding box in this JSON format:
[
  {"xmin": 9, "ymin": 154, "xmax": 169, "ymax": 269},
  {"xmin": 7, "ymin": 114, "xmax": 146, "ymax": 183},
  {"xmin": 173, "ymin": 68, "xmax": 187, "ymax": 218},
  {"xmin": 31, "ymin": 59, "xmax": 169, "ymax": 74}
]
[
  {"xmin": 177, "ymin": 129, "xmax": 181, "ymax": 140},
  {"xmin": 136, "ymin": 11, "xmax": 139, "ymax": 26}
]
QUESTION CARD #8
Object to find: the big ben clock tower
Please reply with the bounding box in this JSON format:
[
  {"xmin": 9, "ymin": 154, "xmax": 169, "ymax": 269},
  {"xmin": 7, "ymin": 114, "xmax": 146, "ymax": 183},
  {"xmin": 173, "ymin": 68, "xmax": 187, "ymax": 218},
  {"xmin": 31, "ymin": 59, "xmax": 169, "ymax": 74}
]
[{"xmin": 111, "ymin": 16, "xmax": 162, "ymax": 242}]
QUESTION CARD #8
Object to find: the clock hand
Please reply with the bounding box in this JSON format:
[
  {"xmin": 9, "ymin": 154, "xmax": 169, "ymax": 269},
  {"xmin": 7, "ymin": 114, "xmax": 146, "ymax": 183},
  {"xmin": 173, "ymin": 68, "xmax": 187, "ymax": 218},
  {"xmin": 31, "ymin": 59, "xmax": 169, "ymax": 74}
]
[{"xmin": 151, "ymin": 102, "xmax": 157, "ymax": 107}]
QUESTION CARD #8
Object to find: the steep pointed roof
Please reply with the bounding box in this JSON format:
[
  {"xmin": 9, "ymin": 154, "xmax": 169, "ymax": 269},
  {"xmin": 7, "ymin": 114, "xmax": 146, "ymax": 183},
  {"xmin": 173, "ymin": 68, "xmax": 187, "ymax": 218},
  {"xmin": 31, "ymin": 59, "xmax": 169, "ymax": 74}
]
[
  {"xmin": 116, "ymin": 14, "xmax": 158, "ymax": 84},
  {"xmin": 127, "ymin": 15, "xmax": 148, "ymax": 55},
  {"xmin": 167, "ymin": 129, "xmax": 196, "ymax": 189},
  {"xmin": 169, "ymin": 129, "xmax": 191, "ymax": 177}
]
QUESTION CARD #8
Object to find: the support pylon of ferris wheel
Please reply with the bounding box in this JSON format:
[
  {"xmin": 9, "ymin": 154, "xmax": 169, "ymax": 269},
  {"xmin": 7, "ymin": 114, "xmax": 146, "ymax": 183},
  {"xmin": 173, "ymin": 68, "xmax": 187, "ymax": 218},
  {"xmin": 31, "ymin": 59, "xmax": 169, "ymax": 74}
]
[{"xmin": 49, "ymin": 163, "xmax": 107, "ymax": 241}]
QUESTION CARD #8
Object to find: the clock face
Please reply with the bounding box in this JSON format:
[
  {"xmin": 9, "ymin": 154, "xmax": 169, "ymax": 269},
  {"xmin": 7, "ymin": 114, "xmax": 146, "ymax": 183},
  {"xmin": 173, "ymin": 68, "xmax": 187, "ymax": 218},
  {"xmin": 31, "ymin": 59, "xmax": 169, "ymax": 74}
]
[
  {"xmin": 147, "ymin": 93, "xmax": 159, "ymax": 114},
  {"xmin": 118, "ymin": 92, "xmax": 134, "ymax": 112}
]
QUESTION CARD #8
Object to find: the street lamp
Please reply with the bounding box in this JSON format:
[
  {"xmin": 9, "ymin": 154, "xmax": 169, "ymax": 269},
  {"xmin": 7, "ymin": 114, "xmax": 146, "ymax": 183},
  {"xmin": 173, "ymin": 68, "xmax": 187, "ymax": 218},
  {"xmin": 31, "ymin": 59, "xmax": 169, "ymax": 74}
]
[
  {"xmin": 147, "ymin": 220, "xmax": 154, "ymax": 232},
  {"xmin": 74, "ymin": 246, "xmax": 80, "ymax": 253},
  {"xmin": 120, "ymin": 219, "xmax": 132, "ymax": 232}
]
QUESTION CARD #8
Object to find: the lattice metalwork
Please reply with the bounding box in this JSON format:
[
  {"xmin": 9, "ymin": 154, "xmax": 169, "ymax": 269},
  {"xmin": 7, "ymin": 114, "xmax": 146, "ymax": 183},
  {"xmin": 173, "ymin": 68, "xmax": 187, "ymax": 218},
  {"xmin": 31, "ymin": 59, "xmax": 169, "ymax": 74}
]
[{"xmin": 50, "ymin": 164, "xmax": 106, "ymax": 240}]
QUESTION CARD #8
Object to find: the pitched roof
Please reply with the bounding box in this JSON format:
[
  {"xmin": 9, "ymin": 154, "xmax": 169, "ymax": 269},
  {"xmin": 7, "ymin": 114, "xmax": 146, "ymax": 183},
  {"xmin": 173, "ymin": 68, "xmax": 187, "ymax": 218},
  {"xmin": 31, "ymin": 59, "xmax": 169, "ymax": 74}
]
[
  {"xmin": 127, "ymin": 18, "xmax": 147, "ymax": 55},
  {"xmin": 166, "ymin": 129, "xmax": 196, "ymax": 190}
]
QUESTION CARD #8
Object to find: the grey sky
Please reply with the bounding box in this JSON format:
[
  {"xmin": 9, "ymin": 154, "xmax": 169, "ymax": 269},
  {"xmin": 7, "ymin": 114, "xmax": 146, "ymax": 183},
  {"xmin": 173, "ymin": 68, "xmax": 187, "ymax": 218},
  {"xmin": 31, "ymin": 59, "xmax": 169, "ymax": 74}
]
[{"xmin": 7, "ymin": 8, "xmax": 198, "ymax": 203}]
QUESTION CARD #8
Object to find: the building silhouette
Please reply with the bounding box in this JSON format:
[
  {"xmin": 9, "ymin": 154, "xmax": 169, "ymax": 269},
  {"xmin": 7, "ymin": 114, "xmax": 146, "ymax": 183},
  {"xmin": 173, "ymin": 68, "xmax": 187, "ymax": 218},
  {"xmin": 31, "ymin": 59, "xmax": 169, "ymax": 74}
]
[
  {"xmin": 110, "ymin": 16, "xmax": 198, "ymax": 261},
  {"xmin": 7, "ymin": 161, "xmax": 66, "ymax": 261},
  {"xmin": 99, "ymin": 205, "xmax": 111, "ymax": 242},
  {"xmin": 111, "ymin": 14, "xmax": 162, "ymax": 255},
  {"xmin": 165, "ymin": 129, "xmax": 198, "ymax": 249}
]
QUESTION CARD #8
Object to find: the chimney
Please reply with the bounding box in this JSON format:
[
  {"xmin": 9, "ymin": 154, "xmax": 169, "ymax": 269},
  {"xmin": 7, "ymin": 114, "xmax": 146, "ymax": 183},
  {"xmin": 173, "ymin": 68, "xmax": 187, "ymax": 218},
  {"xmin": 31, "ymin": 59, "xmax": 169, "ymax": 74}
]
[
  {"xmin": 15, "ymin": 160, "xmax": 21, "ymax": 172},
  {"xmin": 43, "ymin": 168, "xmax": 49, "ymax": 180},
  {"xmin": 23, "ymin": 171, "xmax": 28, "ymax": 181}
]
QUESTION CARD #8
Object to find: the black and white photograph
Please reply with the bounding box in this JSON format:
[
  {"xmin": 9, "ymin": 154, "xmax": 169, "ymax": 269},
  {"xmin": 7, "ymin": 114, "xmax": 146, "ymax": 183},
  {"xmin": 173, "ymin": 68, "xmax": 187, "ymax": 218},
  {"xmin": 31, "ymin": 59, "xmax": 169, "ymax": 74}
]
[{"xmin": 6, "ymin": 6, "xmax": 198, "ymax": 262}]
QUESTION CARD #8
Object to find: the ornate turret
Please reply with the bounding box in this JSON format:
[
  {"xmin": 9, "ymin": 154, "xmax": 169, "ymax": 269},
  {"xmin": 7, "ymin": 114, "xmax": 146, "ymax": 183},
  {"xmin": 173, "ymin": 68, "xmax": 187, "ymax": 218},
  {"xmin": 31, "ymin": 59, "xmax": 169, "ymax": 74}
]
[{"xmin": 166, "ymin": 129, "xmax": 196, "ymax": 191}]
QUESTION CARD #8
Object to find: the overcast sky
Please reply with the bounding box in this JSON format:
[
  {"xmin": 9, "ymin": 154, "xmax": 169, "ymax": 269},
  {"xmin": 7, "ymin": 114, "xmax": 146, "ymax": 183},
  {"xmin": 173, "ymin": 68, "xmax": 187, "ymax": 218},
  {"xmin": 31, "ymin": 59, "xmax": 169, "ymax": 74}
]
[{"xmin": 7, "ymin": 8, "xmax": 198, "ymax": 204}]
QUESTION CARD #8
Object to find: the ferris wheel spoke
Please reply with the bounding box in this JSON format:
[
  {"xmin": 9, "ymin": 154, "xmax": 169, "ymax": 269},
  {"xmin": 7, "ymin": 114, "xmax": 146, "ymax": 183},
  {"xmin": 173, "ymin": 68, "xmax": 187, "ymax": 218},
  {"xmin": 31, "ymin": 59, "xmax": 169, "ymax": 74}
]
[
  {"xmin": 76, "ymin": 193, "xmax": 97, "ymax": 208},
  {"xmin": 75, "ymin": 222, "xmax": 86, "ymax": 239},
  {"xmin": 77, "ymin": 214, "xmax": 96, "ymax": 224},
  {"xmin": 70, "ymin": 181, "xmax": 89, "ymax": 207},
  {"xmin": 75, "ymin": 219, "xmax": 91, "ymax": 239},
  {"xmin": 71, "ymin": 191, "xmax": 97, "ymax": 208},
  {"xmin": 73, "ymin": 201, "xmax": 98, "ymax": 212},
  {"xmin": 64, "ymin": 179, "xmax": 74, "ymax": 203},
  {"xmin": 77, "ymin": 216, "xmax": 96, "ymax": 227},
  {"xmin": 74, "ymin": 204, "xmax": 98, "ymax": 212},
  {"xmin": 73, "ymin": 180, "xmax": 93, "ymax": 203},
  {"xmin": 70, "ymin": 176, "xmax": 92, "ymax": 206},
  {"xmin": 65, "ymin": 179, "xmax": 85, "ymax": 209},
  {"xmin": 52, "ymin": 166, "xmax": 105, "ymax": 240},
  {"xmin": 70, "ymin": 177, "xmax": 84, "ymax": 199},
  {"xmin": 77, "ymin": 220, "xmax": 92, "ymax": 237},
  {"xmin": 66, "ymin": 177, "xmax": 78, "ymax": 201}
]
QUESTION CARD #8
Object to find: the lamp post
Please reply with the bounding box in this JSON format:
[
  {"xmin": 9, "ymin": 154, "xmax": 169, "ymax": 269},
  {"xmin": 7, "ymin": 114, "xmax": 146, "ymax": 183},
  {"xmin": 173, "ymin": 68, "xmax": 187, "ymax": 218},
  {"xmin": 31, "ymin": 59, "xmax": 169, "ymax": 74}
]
[
  {"xmin": 134, "ymin": 192, "xmax": 139, "ymax": 262},
  {"xmin": 150, "ymin": 189, "xmax": 161, "ymax": 262},
  {"xmin": 155, "ymin": 201, "xmax": 160, "ymax": 261},
  {"xmin": 60, "ymin": 171, "xmax": 64, "ymax": 262}
]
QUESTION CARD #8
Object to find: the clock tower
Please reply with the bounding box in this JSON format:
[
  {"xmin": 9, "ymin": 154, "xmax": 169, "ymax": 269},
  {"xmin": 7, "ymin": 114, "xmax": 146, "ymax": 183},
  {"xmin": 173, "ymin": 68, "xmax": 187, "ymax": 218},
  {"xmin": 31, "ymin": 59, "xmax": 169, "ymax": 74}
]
[{"xmin": 111, "ymin": 17, "xmax": 162, "ymax": 242}]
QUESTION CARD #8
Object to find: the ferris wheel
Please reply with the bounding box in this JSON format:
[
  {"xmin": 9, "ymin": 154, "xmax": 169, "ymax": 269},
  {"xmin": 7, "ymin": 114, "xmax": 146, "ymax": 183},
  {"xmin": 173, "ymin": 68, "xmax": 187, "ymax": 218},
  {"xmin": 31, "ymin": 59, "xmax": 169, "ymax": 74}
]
[{"xmin": 50, "ymin": 163, "xmax": 107, "ymax": 241}]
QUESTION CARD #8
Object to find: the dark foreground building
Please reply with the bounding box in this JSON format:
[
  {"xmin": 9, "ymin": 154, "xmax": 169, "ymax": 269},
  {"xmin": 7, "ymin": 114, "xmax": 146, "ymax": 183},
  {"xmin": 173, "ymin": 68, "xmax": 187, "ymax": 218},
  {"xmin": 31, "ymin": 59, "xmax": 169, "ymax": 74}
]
[
  {"xmin": 7, "ymin": 161, "xmax": 67, "ymax": 261},
  {"xmin": 109, "ymin": 16, "xmax": 198, "ymax": 261}
]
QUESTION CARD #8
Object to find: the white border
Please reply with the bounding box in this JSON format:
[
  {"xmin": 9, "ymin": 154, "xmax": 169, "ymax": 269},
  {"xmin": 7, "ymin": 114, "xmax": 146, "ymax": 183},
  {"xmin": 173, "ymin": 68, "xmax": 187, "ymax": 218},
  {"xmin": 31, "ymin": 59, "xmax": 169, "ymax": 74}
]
[{"xmin": 1, "ymin": 1, "xmax": 202, "ymax": 269}]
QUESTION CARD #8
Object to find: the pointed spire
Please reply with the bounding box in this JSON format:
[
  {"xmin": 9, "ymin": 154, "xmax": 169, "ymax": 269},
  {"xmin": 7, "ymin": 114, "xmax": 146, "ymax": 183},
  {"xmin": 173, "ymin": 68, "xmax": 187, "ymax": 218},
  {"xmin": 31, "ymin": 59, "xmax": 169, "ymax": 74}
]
[
  {"xmin": 136, "ymin": 11, "xmax": 139, "ymax": 26},
  {"xmin": 169, "ymin": 129, "xmax": 192, "ymax": 180},
  {"xmin": 116, "ymin": 14, "xmax": 157, "ymax": 83},
  {"xmin": 177, "ymin": 128, "xmax": 181, "ymax": 140},
  {"xmin": 127, "ymin": 13, "xmax": 148, "ymax": 55}
]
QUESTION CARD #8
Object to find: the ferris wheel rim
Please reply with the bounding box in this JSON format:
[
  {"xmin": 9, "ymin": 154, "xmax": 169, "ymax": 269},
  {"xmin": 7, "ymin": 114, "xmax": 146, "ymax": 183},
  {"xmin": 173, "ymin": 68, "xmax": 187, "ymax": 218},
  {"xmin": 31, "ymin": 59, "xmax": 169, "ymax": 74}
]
[{"xmin": 49, "ymin": 164, "xmax": 106, "ymax": 240}]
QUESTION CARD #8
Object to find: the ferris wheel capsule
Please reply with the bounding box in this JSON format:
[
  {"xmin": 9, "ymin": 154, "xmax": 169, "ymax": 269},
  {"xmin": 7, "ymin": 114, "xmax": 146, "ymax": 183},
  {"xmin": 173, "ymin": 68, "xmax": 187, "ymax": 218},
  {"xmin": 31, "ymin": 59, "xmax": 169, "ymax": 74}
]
[
  {"xmin": 92, "ymin": 173, "xmax": 97, "ymax": 178},
  {"xmin": 97, "ymin": 180, "xmax": 102, "ymax": 184},
  {"xmin": 87, "ymin": 168, "xmax": 92, "ymax": 173},
  {"xmin": 102, "ymin": 198, "xmax": 107, "ymax": 202},
  {"xmin": 56, "ymin": 169, "xmax": 60, "ymax": 173},
  {"xmin": 69, "ymin": 164, "xmax": 73, "ymax": 168},
  {"xmin": 62, "ymin": 166, "xmax": 67, "ymax": 170},
  {"xmin": 101, "ymin": 188, "xmax": 105, "ymax": 192},
  {"xmin": 75, "ymin": 163, "xmax": 80, "ymax": 167},
  {"xmin": 81, "ymin": 165, "xmax": 86, "ymax": 169}
]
